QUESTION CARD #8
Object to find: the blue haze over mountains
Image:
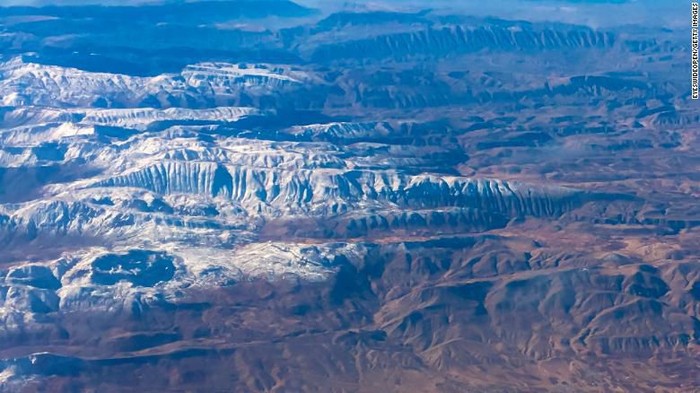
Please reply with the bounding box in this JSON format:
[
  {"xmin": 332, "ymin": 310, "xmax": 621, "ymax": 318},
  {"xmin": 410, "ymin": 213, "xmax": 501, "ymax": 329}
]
[{"xmin": 0, "ymin": 0, "xmax": 697, "ymax": 391}]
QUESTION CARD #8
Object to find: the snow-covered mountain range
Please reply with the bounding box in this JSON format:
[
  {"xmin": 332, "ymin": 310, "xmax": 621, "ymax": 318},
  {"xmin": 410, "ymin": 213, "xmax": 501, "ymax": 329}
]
[
  {"xmin": 0, "ymin": 57, "xmax": 597, "ymax": 330},
  {"xmin": 0, "ymin": 2, "xmax": 696, "ymax": 391}
]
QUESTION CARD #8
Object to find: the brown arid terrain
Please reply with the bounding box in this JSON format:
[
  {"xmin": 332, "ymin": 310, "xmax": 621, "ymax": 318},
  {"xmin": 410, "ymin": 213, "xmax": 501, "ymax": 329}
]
[{"xmin": 0, "ymin": 0, "xmax": 699, "ymax": 392}]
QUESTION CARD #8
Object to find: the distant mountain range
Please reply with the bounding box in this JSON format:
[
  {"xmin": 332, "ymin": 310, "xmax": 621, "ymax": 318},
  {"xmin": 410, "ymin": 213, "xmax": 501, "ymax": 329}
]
[{"xmin": 0, "ymin": 2, "xmax": 697, "ymax": 392}]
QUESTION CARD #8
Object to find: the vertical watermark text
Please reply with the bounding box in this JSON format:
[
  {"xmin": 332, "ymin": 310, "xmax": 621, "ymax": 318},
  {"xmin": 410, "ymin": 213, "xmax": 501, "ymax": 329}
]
[{"xmin": 692, "ymin": 2, "xmax": 699, "ymax": 99}]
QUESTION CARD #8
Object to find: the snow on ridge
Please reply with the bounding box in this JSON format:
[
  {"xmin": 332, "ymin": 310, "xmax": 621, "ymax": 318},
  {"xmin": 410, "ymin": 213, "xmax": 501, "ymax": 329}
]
[
  {"xmin": 0, "ymin": 57, "xmax": 316, "ymax": 108},
  {"xmin": 0, "ymin": 56, "xmax": 591, "ymax": 329},
  {"xmin": 183, "ymin": 62, "xmax": 310, "ymax": 84},
  {"xmin": 80, "ymin": 106, "xmax": 260, "ymax": 129}
]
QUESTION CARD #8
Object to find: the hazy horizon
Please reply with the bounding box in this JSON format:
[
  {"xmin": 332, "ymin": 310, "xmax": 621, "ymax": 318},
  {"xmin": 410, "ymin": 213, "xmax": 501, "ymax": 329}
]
[{"xmin": 0, "ymin": 0, "xmax": 684, "ymax": 29}]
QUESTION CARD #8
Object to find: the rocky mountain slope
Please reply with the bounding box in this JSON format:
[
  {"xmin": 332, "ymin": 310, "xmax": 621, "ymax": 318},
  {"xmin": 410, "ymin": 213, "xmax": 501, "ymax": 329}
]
[{"xmin": 0, "ymin": 1, "xmax": 698, "ymax": 392}]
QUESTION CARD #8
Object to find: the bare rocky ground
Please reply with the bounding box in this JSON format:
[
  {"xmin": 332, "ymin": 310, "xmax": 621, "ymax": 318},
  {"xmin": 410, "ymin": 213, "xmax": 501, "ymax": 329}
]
[{"xmin": 0, "ymin": 1, "xmax": 699, "ymax": 392}]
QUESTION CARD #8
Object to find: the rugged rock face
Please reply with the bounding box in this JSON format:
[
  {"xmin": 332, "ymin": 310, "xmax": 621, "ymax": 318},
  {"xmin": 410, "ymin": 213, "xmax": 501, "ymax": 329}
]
[
  {"xmin": 310, "ymin": 24, "xmax": 616, "ymax": 62},
  {"xmin": 0, "ymin": 58, "xmax": 313, "ymax": 109},
  {"xmin": 0, "ymin": 1, "xmax": 698, "ymax": 392}
]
